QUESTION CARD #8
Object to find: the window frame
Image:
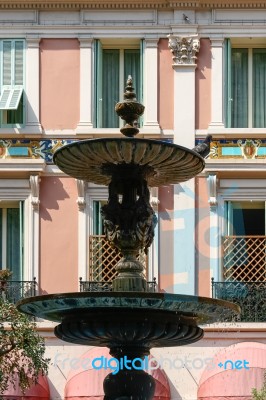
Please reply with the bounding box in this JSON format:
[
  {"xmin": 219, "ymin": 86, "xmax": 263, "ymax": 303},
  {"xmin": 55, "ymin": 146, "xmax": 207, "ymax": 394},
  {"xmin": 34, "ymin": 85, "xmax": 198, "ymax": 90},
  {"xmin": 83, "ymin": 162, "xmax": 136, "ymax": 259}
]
[
  {"xmin": 0, "ymin": 178, "xmax": 40, "ymax": 283},
  {"xmin": 0, "ymin": 39, "xmax": 26, "ymax": 128},
  {"xmin": 226, "ymin": 38, "xmax": 266, "ymax": 128},
  {"xmin": 216, "ymin": 179, "xmax": 266, "ymax": 281},
  {"xmin": 93, "ymin": 39, "xmax": 143, "ymax": 129}
]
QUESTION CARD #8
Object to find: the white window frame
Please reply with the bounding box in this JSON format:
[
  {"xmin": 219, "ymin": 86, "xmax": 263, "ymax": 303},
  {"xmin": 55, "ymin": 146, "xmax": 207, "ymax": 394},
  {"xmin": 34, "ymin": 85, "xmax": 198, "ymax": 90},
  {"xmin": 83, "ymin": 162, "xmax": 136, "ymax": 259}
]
[
  {"xmin": 216, "ymin": 178, "xmax": 266, "ymax": 281},
  {"xmin": 0, "ymin": 200, "xmax": 22, "ymax": 276},
  {"xmin": 93, "ymin": 38, "xmax": 142, "ymax": 130},
  {"xmin": 0, "ymin": 39, "xmax": 25, "ymax": 128},
  {"xmin": 0, "ymin": 178, "xmax": 40, "ymax": 284},
  {"xmin": 230, "ymin": 38, "xmax": 266, "ymax": 129}
]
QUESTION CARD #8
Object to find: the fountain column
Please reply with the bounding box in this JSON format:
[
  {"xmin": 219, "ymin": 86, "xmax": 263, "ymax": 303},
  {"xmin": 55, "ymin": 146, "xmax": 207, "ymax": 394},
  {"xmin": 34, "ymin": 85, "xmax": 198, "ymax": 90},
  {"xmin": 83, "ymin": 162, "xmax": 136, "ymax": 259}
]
[{"xmin": 168, "ymin": 35, "xmax": 199, "ymax": 295}]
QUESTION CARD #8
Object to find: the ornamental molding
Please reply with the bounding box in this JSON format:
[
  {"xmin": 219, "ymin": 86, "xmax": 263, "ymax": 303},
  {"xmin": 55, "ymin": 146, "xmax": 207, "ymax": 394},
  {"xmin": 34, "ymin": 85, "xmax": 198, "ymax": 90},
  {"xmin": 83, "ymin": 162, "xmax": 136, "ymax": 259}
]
[
  {"xmin": 0, "ymin": 1, "xmax": 264, "ymax": 10},
  {"xmin": 207, "ymin": 173, "xmax": 218, "ymax": 209},
  {"xmin": 30, "ymin": 175, "xmax": 40, "ymax": 210},
  {"xmin": 76, "ymin": 179, "xmax": 87, "ymax": 211},
  {"xmin": 168, "ymin": 34, "xmax": 200, "ymax": 65}
]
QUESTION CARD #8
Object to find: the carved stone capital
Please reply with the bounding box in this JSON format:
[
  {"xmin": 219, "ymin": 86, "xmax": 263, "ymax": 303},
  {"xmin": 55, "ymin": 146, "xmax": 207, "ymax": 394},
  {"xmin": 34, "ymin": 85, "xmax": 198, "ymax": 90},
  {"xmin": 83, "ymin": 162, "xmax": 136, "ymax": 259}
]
[
  {"xmin": 168, "ymin": 34, "xmax": 200, "ymax": 65},
  {"xmin": 78, "ymin": 36, "xmax": 93, "ymax": 48},
  {"xmin": 76, "ymin": 179, "xmax": 87, "ymax": 211},
  {"xmin": 30, "ymin": 175, "xmax": 40, "ymax": 210}
]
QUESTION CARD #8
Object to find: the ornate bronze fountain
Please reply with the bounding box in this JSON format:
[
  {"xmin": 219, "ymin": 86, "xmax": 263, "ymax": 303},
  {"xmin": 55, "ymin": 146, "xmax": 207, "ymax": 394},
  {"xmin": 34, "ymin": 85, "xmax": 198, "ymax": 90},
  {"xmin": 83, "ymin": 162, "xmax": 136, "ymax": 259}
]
[{"xmin": 18, "ymin": 77, "xmax": 239, "ymax": 400}]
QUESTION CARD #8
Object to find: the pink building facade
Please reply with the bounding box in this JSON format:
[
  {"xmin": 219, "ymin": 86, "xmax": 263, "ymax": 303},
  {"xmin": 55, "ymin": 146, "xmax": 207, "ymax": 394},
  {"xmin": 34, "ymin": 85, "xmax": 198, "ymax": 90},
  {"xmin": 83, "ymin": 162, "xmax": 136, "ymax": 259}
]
[{"xmin": 0, "ymin": 0, "xmax": 266, "ymax": 398}]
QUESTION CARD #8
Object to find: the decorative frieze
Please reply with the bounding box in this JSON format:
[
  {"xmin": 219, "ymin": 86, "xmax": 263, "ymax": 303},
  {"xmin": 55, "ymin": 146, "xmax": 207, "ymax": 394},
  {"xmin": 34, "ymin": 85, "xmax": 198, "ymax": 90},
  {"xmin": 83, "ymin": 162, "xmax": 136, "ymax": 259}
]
[
  {"xmin": 168, "ymin": 34, "xmax": 200, "ymax": 65},
  {"xmin": 0, "ymin": 1, "xmax": 264, "ymax": 10},
  {"xmin": 210, "ymin": 138, "xmax": 265, "ymax": 159}
]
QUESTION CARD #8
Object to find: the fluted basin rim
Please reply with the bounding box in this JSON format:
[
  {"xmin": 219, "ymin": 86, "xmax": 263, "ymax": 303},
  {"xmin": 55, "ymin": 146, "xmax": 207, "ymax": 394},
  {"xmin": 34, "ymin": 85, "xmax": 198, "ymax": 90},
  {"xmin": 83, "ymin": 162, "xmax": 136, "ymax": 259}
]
[
  {"xmin": 53, "ymin": 138, "xmax": 205, "ymax": 186},
  {"xmin": 17, "ymin": 292, "xmax": 240, "ymax": 324}
]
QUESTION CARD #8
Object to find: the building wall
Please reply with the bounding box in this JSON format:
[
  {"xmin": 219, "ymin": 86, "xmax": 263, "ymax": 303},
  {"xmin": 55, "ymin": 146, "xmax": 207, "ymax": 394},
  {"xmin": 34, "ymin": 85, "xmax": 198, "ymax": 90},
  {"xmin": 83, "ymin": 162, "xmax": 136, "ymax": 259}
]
[
  {"xmin": 39, "ymin": 177, "xmax": 78, "ymax": 294},
  {"xmin": 40, "ymin": 39, "xmax": 80, "ymax": 130},
  {"xmin": 158, "ymin": 38, "xmax": 174, "ymax": 130},
  {"xmin": 1, "ymin": 1, "xmax": 266, "ymax": 399}
]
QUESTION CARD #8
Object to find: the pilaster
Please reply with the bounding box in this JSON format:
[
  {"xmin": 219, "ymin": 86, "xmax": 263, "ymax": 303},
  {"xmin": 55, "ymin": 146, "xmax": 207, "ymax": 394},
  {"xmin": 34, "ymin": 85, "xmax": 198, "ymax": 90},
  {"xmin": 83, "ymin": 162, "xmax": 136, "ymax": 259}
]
[
  {"xmin": 168, "ymin": 34, "xmax": 199, "ymax": 295},
  {"xmin": 76, "ymin": 37, "xmax": 93, "ymax": 134},
  {"xmin": 207, "ymin": 173, "xmax": 220, "ymax": 282},
  {"xmin": 142, "ymin": 38, "xmax": 160, "ymax": 132},
  {"xmin": 208, "ymin": 38, "xmax": 225, "ymax": 129},
  {"xmin": 25, "ymin": 36, "xmax": 42, "ymax": 133}
]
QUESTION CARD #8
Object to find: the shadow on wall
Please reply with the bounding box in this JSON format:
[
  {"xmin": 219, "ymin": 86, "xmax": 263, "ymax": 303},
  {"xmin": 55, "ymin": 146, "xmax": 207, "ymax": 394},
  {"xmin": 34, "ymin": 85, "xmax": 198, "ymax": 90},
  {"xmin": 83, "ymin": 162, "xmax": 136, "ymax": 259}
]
[{"xmin": 40, "ymin": 177, "xmax": 70, "ymax": 221}]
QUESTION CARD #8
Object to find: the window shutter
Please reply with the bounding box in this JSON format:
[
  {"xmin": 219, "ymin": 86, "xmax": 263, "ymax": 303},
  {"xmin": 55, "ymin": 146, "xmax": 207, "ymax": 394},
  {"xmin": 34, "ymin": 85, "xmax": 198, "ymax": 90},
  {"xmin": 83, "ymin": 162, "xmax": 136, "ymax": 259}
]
[
  {"xmin": 14, "ymin": 41, "xmax": 24, "ymax": 86},
  {"xmin": 3, "ymin": 41, "xmax": 12, "ymax": 86},
  {"xmin": 0, "ymin": 88, "xmax": 23, "ymax": 110}
]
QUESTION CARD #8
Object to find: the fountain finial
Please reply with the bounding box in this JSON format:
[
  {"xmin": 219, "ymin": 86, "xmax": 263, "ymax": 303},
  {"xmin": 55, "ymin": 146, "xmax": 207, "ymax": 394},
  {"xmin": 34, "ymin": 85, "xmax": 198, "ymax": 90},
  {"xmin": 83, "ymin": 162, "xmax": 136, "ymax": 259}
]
[{"xmin": 115, "ymin": 75, "xmax": 145, "ymax": 138}]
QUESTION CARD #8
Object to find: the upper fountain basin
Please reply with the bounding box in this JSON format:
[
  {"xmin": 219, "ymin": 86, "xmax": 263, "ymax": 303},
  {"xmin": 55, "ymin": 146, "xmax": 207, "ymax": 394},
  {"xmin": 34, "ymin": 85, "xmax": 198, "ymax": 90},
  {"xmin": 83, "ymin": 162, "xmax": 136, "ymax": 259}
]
[{"xmin": 53, "ymin": 138, "xmax": 205, "ymax": 186}]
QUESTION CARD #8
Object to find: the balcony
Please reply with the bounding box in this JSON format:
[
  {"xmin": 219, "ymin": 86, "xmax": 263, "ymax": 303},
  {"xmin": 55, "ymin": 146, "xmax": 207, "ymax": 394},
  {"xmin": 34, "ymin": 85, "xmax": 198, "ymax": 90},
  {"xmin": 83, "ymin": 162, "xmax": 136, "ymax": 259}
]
[
  {"xmin": 0, "ymin": 278, "xmax": 37, "ymax": 304},
  {"xmin": 80, "ymin": 235, "xmax": 157, "ymax": 292},
  {"xmin": 223, "ymin": 236, "xmax": 266, "ymax": 281},
  {"xmin": 212, "ymin": 235, "xmax": 266, "ymax": 322},
  {"xmin": 89, "ymin": 235, "xmax": 148, "ymax": 280},
  {"xmin": 212, "ymin": 279, "xmax": 266, "ymax": 322},
  {"xmin": 79, "ymin": 278, "xmax": 158, "ymax": 293}
]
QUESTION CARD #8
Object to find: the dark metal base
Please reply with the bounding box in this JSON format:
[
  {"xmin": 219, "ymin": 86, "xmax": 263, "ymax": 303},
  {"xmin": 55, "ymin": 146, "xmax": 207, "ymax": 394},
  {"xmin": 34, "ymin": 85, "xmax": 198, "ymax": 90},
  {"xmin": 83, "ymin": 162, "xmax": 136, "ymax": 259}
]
[
  {"xmin": 54, "ymin": 308, "xmax": 204, "ymax": 348},
  {"xmin": 103, "ymin": 369, "xmax": 155, "ymax": 400}
]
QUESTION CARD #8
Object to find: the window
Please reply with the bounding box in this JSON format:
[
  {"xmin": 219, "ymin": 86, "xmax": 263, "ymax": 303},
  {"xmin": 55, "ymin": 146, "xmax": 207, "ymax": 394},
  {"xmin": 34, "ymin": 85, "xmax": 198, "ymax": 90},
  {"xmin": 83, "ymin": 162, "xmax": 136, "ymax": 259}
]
[
  {"xmin": 225, "ymin": 39, "xmax": 266, "ymax": 128},
  {"xmin": 0, "ymin": 40, "xmax": 25, "ymax": 127},
  {"xmin": 94, "ymin": 39, "xmax": 143, "ymax": 128},
  {"xmin": 223, "ymin": 200, "xmax": 266, "ymax": 282},
  {"xmin": 0, "ymin": 201, "xmax": 23, "ymax": 281}
]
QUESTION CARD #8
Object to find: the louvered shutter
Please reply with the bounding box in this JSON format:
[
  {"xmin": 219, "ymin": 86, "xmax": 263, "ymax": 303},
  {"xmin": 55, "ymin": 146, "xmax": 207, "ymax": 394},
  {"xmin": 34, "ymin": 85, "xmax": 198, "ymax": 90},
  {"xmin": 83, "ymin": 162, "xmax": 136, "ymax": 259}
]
[
  {"xmin": 3, "ymin": 41, "xmax": 12, "ymax": 86},
  {"xmin": 14, "ymin": 41, "xmax": 23, "ymax": 86},
  {"xmin": 0, "ymin": 88, "xmax": 23, "ymax": 110},
  {"xmin": 0, "ymin": 40, "xmax": 24, "ymax": 112}
]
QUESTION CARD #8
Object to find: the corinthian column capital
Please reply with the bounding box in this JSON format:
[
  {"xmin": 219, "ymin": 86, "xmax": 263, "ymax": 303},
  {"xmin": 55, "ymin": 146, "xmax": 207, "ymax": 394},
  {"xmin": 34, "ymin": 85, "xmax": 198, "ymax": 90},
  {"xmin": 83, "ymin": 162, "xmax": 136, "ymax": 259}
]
[{"xmin": 168, "ymin": 34, "xmax": 200, "ymax": 66}]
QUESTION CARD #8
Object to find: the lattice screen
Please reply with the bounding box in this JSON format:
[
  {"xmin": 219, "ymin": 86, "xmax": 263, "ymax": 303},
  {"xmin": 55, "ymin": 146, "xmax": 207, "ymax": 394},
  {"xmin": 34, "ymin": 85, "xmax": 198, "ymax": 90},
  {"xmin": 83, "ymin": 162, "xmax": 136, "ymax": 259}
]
[
  {"xmin": 89, "ymin": 235, "xmax": 147, "ymax": 282},
  {"xmin": 223, "ymin": 236, "xmax": 266, "ymax": 281}
]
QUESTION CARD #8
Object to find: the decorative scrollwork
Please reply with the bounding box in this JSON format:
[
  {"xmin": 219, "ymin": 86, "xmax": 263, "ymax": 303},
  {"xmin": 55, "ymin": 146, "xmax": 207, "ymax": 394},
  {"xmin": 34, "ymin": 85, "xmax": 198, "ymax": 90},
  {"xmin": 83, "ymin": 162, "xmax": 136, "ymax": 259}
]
[{"xmin": 212, "ymin": 280, "xmax": 266, "ymax": 322}]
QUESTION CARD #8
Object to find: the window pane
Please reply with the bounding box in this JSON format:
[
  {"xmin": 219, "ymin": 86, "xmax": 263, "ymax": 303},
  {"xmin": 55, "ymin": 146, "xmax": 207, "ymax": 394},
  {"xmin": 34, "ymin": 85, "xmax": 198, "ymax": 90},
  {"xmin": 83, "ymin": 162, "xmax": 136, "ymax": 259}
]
[
  {"xmin": 227, "ymin": 201, "xmax": 265, "ymax": 235},
  {"xmin": 6, "ymin": 95, "xmax": 24, "ymax": 125},
  {"xmin": 102, "ymin": 49, "xmax": 119, "ymax": 128},
  {"xmin": 253, "ymin": 49, "xmax": 266, "ymax": 128},
  {"xmin": 7, "ymin": 208, "xmax": 21, "ymax": 280},
  {"xmin": 231, "ymin": 49, "xmax": 248, "ymax": 128}
]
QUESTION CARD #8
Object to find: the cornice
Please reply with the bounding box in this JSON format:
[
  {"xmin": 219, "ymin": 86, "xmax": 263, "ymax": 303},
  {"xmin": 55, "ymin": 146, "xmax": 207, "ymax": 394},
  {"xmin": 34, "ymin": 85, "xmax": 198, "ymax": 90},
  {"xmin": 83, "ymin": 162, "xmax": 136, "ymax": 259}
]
[{"xmin": 0, "ymin": 0, "xmax": 266, "ymax": 10}]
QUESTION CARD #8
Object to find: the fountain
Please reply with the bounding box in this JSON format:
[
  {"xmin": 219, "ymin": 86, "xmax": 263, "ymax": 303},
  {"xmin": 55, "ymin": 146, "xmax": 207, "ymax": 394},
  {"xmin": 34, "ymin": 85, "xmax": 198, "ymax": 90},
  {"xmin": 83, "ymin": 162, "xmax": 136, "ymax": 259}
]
[{"xmin": 17, "ymin": 77, "xmax": 240, "ymax": 400}]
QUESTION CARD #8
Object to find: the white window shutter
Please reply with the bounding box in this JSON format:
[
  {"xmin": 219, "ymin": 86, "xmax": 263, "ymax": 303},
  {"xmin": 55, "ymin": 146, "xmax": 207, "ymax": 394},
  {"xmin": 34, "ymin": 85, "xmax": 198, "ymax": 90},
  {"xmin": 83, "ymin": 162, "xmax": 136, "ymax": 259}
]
[
  {"xmin": 2, "ymin": 41, "xmax": 12, "ymax": 86},
  {"xmin": 0, "ymin": 88, "xmax": 23, "ymax": 110},
  {"xmin": 14, "ymin": 41, "xmax": 24, "ymax": 85}
]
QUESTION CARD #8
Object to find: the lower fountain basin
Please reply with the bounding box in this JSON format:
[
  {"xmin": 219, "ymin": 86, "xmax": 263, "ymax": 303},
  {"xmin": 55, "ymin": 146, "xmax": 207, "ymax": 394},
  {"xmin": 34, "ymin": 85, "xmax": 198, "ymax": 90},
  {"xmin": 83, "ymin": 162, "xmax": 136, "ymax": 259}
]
[{"xmin": 17, "ymin": 292, "xmax": 240, "ymax": 350}]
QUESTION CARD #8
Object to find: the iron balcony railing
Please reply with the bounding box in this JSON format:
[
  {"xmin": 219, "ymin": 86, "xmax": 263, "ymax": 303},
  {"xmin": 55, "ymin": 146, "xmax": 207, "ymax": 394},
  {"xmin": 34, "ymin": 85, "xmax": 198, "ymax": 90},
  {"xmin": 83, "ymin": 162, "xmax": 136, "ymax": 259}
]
[
  {"xmin": 80, "ymin": 277, "xmax": 158, "ymax": 293},
  {"xmin": 0, "ymin": 278, "xmax": 37, "ymax": 304},
  {"xmin": 211, "ymin": 278, "xmax": 266, "ymax": 322},
  {"xmin": 223, "ymin": 236, "xmax": 266, "ymax": 282}
]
